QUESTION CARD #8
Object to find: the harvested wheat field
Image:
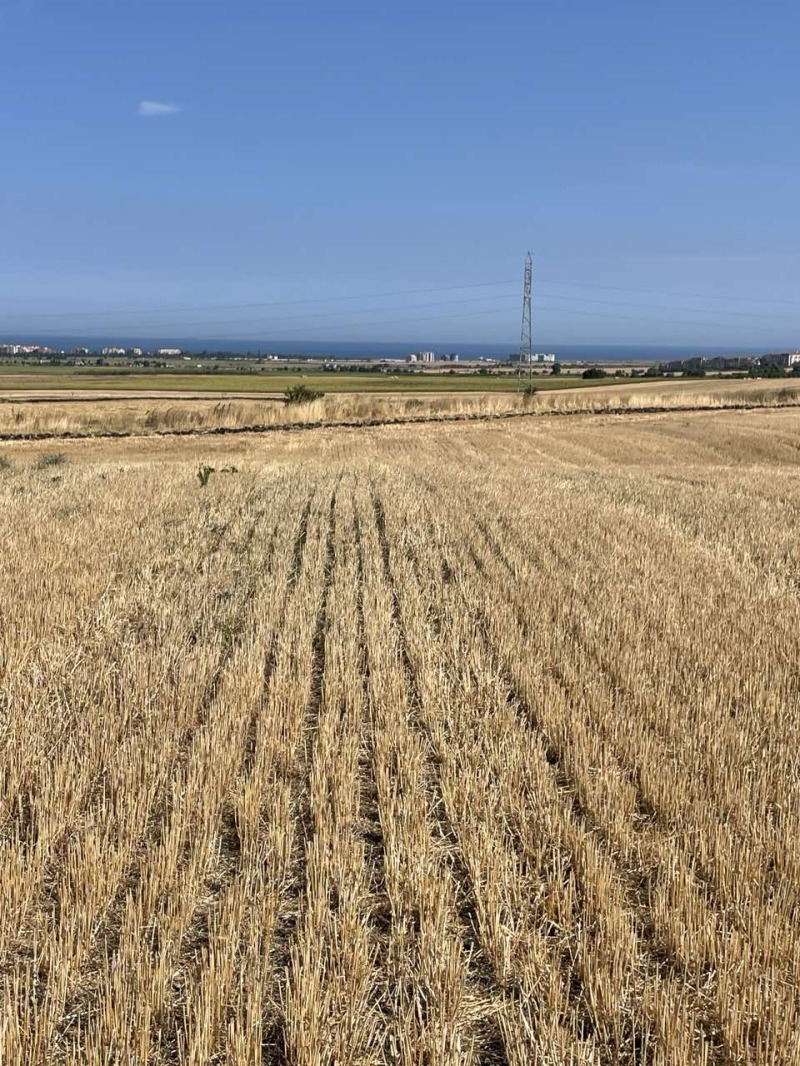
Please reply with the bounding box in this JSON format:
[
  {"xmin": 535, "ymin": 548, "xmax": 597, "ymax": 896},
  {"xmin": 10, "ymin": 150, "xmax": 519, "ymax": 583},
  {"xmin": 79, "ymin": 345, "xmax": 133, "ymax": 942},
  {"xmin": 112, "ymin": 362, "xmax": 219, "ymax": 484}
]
[{"xmin": 1, "ymin": 407, "xmax": 799, "ymax": 1065}]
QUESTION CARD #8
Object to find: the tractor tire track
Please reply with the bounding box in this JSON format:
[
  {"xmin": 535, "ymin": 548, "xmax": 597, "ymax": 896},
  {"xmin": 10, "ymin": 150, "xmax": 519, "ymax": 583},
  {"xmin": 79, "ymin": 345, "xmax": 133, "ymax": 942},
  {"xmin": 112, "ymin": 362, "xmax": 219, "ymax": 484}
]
[
  {"xmin": 165, "ymin": 493, "xmax": 323, "ymax": 1065},
  {"xmin": 352, "ymin": 500, "xmax": 394, "ymax": 1050},
  {"xmin": 264, "ymin": 484, "xmax": 338, "ymax": 1065},
  {"xmin": 372, "ymin": 487, "xmax": 508, "ymax": 1066}
]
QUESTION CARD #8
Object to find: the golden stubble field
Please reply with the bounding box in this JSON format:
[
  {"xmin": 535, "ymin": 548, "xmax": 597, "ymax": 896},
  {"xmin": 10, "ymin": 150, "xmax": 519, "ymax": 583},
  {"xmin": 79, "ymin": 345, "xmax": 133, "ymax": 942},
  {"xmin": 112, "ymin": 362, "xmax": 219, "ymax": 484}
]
[{"xmin": 1, "ymin": 406, "xmax": 799, "ymax": 1064}]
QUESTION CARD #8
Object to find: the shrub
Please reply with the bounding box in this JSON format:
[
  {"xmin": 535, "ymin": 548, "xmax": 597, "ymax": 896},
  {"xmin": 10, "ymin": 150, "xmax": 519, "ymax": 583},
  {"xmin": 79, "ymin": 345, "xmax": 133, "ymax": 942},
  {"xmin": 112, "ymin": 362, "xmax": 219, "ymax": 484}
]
[
  {"xmin": 521, "ymin": 383, "xmax": 539, "ymax": 399},
  {"xmin": 582, "ymin": 366, "xmax": 607, "ymax": 379},
  {"xmin": 0, "ymin": 455, "xmax": 11, "ymax": 472},
  {"xmin": 284, "ymin": 384, "xmax": 325, "ymax": 405},
  {"xmin": 750, "ymin": 363, "xmax": 787, "ymax": 379}
]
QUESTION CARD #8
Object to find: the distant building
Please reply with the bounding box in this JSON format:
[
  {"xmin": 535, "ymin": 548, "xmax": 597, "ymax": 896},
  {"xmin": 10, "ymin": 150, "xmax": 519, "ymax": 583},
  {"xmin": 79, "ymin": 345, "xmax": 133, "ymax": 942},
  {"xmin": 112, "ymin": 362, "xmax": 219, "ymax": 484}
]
[
  {"xmin": 514, "ymin": 352, "xmax": 557, "ymax": 364},
  {"xmin": 101, "ymin": 347, "xmax": 126, "ymax": 356},
  {"xmin": 417, "ymin": 350, "xmax": 435, "ymax": 363},
  {"xmin": 661, "ymin": 354, "xmax": 780, "ymax": 373},
  {"xmin": 661, "ymin": 356, "xmax": 708, "ymax": 373},
  {"xmin": 705, "ymin": 356, "xmax": 758, "ymax": 371},
  {"xmin": 761, "ymin": 351, "xmax": 800, "ymax": 368},
  {"xmin": 157, "ymin": 348, "xmax": 183, "ymax": 356},
  {"xmin": 0, "ymin": 343, "xmax": 46, "ymax": 355}
]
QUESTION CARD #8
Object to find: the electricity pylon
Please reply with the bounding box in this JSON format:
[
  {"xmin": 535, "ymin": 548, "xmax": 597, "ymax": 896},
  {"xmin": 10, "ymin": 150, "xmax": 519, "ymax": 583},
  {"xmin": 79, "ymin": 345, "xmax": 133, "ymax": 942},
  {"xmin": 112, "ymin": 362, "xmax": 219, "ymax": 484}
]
[{"xmin": 519, "ymin": 251, "xmax": 533, "ymax": 385}]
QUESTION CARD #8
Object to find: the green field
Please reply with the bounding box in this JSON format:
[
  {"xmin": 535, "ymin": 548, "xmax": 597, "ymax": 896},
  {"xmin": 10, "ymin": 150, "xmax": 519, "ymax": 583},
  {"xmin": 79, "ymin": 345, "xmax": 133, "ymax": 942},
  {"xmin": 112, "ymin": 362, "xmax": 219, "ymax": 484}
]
[{"xmin": 0, "ymin": 364, "xmax": 630, "ymax": 394}]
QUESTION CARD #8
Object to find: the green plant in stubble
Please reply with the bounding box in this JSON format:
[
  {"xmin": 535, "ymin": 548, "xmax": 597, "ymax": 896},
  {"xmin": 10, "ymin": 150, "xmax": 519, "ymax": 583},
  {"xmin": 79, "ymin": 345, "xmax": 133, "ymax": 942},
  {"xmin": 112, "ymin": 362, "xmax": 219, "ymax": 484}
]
[
  {"xmin": 37, "ymin": 453, "xmax": 67, "ymax": 469},
  {"xmin": 197, "ymin": 465, "xmax": 216, "ymax": 487}
]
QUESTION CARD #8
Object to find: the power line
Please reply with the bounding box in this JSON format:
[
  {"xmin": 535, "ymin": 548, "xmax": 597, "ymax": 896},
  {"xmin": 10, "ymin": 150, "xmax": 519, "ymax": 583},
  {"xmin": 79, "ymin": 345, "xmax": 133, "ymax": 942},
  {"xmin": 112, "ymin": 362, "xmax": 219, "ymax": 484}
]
[
  {"xmin": 13, "ymin": 282, "xmax": 795, "ymax": 337},
  {"xmin": 0, "ymin": 278, "xmax": 519, "ymax": 321},
  {"xmin": 3, "ymin": 269, "xmax": 800, "ymax": 344},
  {"xmin": 8, "ymin": 301, "xmax": 526, "ymax": 341},
  {"xmin": 12, "ymin": 298, "xmax": 800, "ymax": 342},
  {"xmin": 540, "ymin": 277, "xmax": 800, "ymax": 309},
  {"xmin": 5, "ymin": 272, "xmax": 800, "ymax": 327},
  {"xmin": 534, "ymin": 302, "xmax": 798, "ymax": 333},
  {"xmin": 535, "ymin": 289, "xmax": 800, "ymax": 322},
  {"xmin": 11, "ymin": 293, "xmax": 518, "ymax": 336}
]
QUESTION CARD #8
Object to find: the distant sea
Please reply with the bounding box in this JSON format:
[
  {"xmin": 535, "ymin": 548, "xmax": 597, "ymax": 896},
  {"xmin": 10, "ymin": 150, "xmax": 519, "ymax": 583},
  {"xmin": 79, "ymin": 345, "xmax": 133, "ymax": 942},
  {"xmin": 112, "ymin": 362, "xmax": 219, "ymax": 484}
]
[{"xmin": 0, "ymin": 336, "xmax": 770, "ymax": 361}]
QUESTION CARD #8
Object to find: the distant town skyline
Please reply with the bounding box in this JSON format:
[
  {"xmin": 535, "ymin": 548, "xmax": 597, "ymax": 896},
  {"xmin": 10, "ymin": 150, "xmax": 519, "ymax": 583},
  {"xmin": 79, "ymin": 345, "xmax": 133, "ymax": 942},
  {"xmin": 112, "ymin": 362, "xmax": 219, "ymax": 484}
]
[{"xmin": 4, "ymin": 0, "xmax": 800, "ymax": 346}]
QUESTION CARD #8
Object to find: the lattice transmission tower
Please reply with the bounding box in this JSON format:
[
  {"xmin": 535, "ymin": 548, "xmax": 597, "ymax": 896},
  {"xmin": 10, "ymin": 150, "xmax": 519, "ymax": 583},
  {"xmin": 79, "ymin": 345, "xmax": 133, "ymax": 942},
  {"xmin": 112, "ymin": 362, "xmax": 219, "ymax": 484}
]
[{"xmin": 519, "ymin": 251, "xmax": 533, "ymax": 383}]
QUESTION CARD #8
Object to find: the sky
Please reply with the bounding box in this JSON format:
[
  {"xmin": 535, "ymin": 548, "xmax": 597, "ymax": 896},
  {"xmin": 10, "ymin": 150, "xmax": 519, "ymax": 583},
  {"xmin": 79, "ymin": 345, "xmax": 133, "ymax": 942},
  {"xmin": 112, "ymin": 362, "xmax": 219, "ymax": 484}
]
[{"xmin": 3, "ymin": 0, "xmax": 800, "ymax": 350}]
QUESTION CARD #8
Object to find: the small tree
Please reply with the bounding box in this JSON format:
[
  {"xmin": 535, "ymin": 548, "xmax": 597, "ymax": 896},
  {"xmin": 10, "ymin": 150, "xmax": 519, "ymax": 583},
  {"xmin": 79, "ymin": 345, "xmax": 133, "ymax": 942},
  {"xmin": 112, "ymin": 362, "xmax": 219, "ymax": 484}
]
[
  {"xmin": 284, "ymin": 383, "xmax": 325, "ymax": 405},
  {"xmin": 550, "ymin": 361, "xmax": 562, "ymax": 375}
]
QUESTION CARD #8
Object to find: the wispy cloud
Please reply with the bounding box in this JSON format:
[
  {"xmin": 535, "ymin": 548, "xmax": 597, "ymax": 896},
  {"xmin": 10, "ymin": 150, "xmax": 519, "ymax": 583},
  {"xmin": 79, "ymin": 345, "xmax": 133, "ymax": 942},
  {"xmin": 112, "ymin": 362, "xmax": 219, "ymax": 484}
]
[{"xmin": 137, "ymin": 100, "xmax": 183, "ymax": 117}]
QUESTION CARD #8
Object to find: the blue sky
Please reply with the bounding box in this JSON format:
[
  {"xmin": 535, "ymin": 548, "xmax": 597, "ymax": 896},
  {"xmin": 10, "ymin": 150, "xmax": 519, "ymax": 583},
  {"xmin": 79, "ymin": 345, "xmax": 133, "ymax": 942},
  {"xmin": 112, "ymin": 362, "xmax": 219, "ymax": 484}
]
[{"xmin": 3, "ymin": 0, "xmax": 800, "ymax": 348}]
